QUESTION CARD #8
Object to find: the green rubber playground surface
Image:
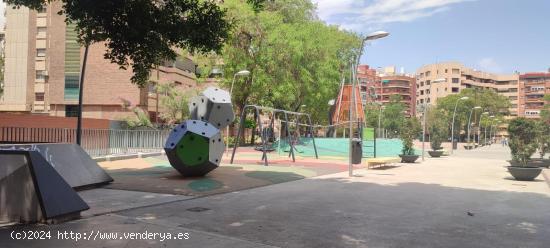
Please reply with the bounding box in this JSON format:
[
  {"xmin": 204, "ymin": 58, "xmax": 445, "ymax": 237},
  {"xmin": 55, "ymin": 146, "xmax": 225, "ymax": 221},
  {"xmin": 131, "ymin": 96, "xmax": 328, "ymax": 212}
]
[{"xmin": 99, "ymin": 156, "xmax": 344, "ymax": 197}]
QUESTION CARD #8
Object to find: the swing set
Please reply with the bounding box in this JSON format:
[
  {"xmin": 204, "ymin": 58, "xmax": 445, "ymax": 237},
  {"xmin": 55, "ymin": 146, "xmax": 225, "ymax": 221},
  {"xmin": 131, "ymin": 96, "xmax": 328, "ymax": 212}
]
[{"xmin": 230, "ymin": 105, "xmax": 319, "ymax": 166}]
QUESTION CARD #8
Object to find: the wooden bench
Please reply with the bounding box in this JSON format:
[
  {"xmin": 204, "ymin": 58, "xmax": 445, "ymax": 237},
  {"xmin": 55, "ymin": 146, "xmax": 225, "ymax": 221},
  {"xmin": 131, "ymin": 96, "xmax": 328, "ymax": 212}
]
[{"xmin": 364, "ymin": 157, "xmax": 401, "ymax": 169}]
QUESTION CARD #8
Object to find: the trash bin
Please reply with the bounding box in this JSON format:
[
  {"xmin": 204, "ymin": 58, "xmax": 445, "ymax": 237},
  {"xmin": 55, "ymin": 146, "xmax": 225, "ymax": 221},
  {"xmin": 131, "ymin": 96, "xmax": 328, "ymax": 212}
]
[
  {"xmin": 352, "ymin": 138, "xmax": 362, "ymax": 164},
  {"xmin": 452, "ymin": 139, "xmax": 458, "ymax": 150}
]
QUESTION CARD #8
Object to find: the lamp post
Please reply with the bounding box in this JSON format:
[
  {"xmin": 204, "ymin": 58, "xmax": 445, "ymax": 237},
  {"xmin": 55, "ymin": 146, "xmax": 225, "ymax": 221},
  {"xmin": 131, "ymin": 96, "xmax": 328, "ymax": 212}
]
[
  {"xmin": 450, "ymin": 96, "xmax": 469, "ymax": 154},
  {"xmin": 421, "ymin": 78, "xmax": 445, "ymax": 161},
  {"xmin": 478, "ymin": 112, "xmax": 489, "ymax": 145},
  {"xmin": 467, "ymin": 106, "xmax": 482, "ymax": 145},
  {"xmin": 483, "ymin": 115, "xmax": 495, "ymax": 145},
  {"xmin": 348, "ymin": 30, "xmax": 389, "ymax": 177},
  {"xmin": 377, "ymin": 103, "xmax": 385, "ymax": 138},
  {"xmin": 227, "ymin": 70, "xmax": 250, "ymax": 155}
]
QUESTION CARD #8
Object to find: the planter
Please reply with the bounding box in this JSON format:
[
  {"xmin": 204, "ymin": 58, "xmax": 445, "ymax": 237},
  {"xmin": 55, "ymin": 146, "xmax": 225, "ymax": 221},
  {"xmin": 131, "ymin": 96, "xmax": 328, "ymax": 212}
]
[
  {"xmin": 507, "ymin": 166, "xmax": 542, "ymax": 181},
  {"xmin": 474, "ymin": 144, "xmax": 479, "ymax": 148},
  {"xmin": 399, "ymin": 154, "xmax": 419, "ymax": 163},
  {"xmin": 428, "ymin": 150, "xmax": 444, "ymax": 157},
  {"xmin": 464, "ymin": 145, "xmax": 474, "ymax": 150},
  {"xmin": 529, "ymin": 159, "xmax": 550, "ymax": 168}
]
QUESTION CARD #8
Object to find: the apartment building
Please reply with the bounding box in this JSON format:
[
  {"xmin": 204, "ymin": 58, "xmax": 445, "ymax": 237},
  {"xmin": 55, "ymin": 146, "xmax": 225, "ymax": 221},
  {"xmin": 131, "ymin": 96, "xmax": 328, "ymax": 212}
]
[
  {"xmin": 357, "ymin": 64, "xmax": 379, "ymax": 105},
  {"xmin": 416, "ymin": 62, "xmax": 519, "ymax": 116},
  {"xmin": 518, "ymin": 71, "xmax": 550, "ymax": 119},
  {"xmin": 358, "ymin": 65, "xmax": 416, "ymax": 117},
  {"xmin": 0, "ymin": 3, "xmax": 198, "ymax": 121}
]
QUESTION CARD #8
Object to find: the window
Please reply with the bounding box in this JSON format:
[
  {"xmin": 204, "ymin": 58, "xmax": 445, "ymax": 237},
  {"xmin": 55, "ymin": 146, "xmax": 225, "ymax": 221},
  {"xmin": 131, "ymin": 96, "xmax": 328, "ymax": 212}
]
[
  {"xmin": 426, "ymin": 80, "xmax": 431, "ymax": 85},
  {"xmin": 509, "ymin": 88, "xmax": 518, "ymax": 92},
  {"xmin": 35, "ymin": 93, "xmax": 45, "ymax": 101},
  {"xmin": 36, "ymin": 71, "xmax": 46, "ymax": 81},
  {"xmin": 452, "ymin": 78, "xmax": 459, "ymax": 83},
  {"xmin": 37, "ymin": 27, "xmax": 47, "ymax": 38},
  {"xmin": 452, "ymin": 68, "xmax": 460, "ymax": 74},
  {"xmin": 37, "ymin": 48, "xmax": 46, "ymax": 57},
  {"xmin": 452, "ymin": 87, "xmax": 459, "ymax": 93},
  {"xmin": 427, "ymin": 98, "xmax": 431, "ymax": 103},
  {"xmin": 445, "ymin": 69, "xmax": 448, "ymax": 73},
  {"xmin": 38, "ymin": 7, "xmax": 47, "ymax": 13},
  {"xmin": 65, "ymin": 105, "xmax": 80, "ymax": 117},
  {"xmin": 426, "ymin": 89, "xmax": 431, "ymax": 94},
  {"xmin": 420, "ymin": 90, "xmax": 424, "ymax": 95},
  {"xmin": 420, "ymin": 99, "xmax": 424, "ymax": 104},
  {"xmin": 425, "ymin": 71, "xmax": 431, "ymax": 77}
]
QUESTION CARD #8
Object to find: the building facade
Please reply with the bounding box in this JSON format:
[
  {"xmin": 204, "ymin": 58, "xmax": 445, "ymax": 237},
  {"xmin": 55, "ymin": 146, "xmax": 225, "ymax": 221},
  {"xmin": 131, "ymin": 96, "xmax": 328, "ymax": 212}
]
[
  {"xmin": 357, "ymin": 64, "xmax": 379, "ymax": 105},
  {"xmin": 358, "ymin": 65, "xmax": 416, "ymax": 117},
  {"xmin": 415, "ymin": 62, "xmax": 519, "ymax": 116},
  {"xmin": 0, "ymin": 3, "xmax": 198, "ymax": 122},
  {"xmin": 518, "ymin": 71, "xmax": 550, "ymax": 119}
]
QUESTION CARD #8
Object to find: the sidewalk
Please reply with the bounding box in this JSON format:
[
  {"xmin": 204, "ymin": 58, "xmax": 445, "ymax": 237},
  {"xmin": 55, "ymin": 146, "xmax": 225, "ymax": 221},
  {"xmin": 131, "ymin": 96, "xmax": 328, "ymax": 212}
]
[{"xmin": 2, "ymin": 145, "xmax": 549, "ymax": 247}]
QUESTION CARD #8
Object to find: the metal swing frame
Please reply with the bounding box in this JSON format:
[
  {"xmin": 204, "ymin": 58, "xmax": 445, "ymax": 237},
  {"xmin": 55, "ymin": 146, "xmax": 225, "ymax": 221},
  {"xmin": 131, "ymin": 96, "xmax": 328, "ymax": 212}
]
[{"xmin": 230, "ymin": 105, "xmax": 319, "ymax": 166}]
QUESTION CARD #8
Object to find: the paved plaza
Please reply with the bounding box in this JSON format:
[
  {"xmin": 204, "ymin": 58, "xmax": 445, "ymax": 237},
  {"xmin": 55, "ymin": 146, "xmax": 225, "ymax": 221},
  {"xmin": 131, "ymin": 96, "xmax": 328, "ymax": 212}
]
[{"xmin": 2, "ymin": 145, "xmax": 550, "ymax": 247}]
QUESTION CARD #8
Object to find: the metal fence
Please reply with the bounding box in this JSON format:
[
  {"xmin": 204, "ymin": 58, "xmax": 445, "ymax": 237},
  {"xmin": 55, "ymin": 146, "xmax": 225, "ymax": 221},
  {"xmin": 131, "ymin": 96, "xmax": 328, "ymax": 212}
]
[{"xmin": 0, "ymin": 127, "xmax": 171, "ymax": 158}]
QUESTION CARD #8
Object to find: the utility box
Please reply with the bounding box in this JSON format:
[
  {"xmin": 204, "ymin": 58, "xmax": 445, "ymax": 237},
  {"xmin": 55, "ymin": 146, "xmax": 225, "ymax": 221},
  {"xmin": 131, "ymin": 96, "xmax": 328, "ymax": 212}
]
[{"xmin": 352, "ymin": 138, "xmax": 362, "ymax": 164}]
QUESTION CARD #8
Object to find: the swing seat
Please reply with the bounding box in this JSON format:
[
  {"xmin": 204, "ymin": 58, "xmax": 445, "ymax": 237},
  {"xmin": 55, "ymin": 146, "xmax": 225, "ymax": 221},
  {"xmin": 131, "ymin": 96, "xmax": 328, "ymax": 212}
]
[{"xmin": 254, "ymin": 146, "xmax": 276, "ymax": 152}]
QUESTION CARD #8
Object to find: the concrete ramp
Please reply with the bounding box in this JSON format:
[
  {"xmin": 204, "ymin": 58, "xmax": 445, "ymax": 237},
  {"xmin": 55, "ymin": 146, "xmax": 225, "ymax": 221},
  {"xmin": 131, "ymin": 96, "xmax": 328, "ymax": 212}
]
[
  {"xmin": 0, "ymin": 150, "xmax": 89, "ymax": 223},
  {"xmin": 0, "ymin": 143, "xmax": 113, "ymax": 189}
]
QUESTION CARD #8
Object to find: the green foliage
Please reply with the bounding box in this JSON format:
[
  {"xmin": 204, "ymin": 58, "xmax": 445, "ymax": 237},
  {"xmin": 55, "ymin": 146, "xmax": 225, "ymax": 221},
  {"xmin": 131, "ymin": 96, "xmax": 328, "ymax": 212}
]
[
  {"xmin": 436, "ymin": 88, "xmax": 511, "ymax": 142},
  {"xmin": 382, "ymin": 95, "xmax": 407, "ymax": 138},
  {"xmin": 534, "ymin": 120, "xmax": 550, "ymax": 159},
  {"xmin": 219, "ymin": 0, "xmax": 361, "ymax": 123},
  {"xmin": 428, "ymin": 109, "xmax": 447, "ymax": 150},
  {"xmin": 400, "ymin": 117, "xmax": 421, "ymax": 155},
  {"xmin": 541, "ymin": 94, "xmax": 550, "ymax": 123},
  {"xmin": 123, "ymin": 107, "xmax": 154, "ymax": 129},
  {"xmin": 156, "ymin": 83, "xmax": 195, "ymax": 125},
  {"xmin": 7, "ymin": 0, "xmax": 234, "ymax": 86},
  {"xmin": 508, "ymin": 118, "xmax": 538, "ymax": 166}
]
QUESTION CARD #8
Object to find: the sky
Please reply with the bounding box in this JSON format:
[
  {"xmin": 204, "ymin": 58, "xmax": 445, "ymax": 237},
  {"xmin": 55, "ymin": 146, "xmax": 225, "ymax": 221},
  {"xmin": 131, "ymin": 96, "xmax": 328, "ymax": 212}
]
[
  {"xmin": 1, "ymin": 1, "xmax": 547, "ymax": 74},
  {"xmin": 311, "ymin": 0, "xmax": 550, "ymax": 75}
]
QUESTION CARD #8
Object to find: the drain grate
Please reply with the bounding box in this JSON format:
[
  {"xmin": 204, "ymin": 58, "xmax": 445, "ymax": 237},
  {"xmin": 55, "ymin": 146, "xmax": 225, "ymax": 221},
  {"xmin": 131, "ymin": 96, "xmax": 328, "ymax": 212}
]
[{"xmin": 186, "ymin": 207, "xmax": 211, "ymax": 212}]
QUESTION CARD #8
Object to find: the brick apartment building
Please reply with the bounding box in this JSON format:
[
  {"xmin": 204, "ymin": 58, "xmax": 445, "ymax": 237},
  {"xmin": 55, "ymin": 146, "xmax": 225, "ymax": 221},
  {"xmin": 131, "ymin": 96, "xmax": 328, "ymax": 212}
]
[
  {"xmin": 357, "ymin": 65, "xmax": 416, "ymax": 117},
  {"xmin": 518, "ymin": 71, "xmax": 550, "ymax": 119},
  {"xmin": 0, "ymin": 3, "xmax": 199, "ymax": 122},
  {"xmin": 416, "ymin": 62, "xmax": 520, "ymax": 117}
]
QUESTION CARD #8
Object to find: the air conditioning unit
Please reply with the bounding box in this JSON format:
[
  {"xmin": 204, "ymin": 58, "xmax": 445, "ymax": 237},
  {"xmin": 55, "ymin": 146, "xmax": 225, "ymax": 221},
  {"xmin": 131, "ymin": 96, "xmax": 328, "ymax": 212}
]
[{"xmin": 39, "ymin": 70, "xmax": 49, "ymax": 76}]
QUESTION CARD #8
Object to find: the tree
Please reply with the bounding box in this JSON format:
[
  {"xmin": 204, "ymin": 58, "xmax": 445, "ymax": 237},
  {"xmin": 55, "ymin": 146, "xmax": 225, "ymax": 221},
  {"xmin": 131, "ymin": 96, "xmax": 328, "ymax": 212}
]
[
  {"xmin": 7, "ymin": 0, "xmax": 235, "ymax": 85},
  {"xmin": 399, "ymin": 117, "xmax": 421, "ymax": 155},
  {"xmin": 435, "ymin": 88, "xmax": 511, "ymax": 142},
  {"xmin": 541, "ymin": 94, "xmax": 550, "ymax": 123},
  {"xmin": 156, "ymin": 83, "xmax": 196, "ymax": 125},
  {"xmin": 219, "ymin": 0, "xmax": 361, "ymax": 124},
  {"xmin": 508, "ymin": 118, "xmax": 537, "ymax": 165},
  {"xmin": 427, "ymin": 108, "xmax": 447, "ymax": 150},
  {"xmin": 381, "ymin": 95, "xmax": 407, "ymax": 138}
]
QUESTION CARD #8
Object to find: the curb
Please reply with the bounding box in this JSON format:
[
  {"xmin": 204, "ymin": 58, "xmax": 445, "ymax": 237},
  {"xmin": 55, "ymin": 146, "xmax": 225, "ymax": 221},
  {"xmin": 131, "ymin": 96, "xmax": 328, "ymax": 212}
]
[{"xmin": 93, "ymin": 151, "xmax": 165, "ymax": 162}]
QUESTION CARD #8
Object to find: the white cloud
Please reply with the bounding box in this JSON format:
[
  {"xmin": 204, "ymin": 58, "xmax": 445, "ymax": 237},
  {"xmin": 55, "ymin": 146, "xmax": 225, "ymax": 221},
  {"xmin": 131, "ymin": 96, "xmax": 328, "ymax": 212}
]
[
  {"xmin": 312, "ymin": 0, "xmax": 475, "ymax": 31},
  {"xmin": 478, "ymin": 57, "xmax": 503, "ymax": 73}
]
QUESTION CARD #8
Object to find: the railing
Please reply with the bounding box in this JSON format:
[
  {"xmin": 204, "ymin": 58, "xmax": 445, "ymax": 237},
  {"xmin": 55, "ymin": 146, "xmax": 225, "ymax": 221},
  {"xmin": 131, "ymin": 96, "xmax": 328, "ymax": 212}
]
[{"xmin": 0, "ymin": 127, "xmax": 171, "ymax": 158}]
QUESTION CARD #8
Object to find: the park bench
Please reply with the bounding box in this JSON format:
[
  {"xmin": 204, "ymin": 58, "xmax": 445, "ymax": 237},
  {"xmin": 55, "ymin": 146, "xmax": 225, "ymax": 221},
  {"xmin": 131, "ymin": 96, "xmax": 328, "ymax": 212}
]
[{"xmin": 365, "ymin": 157, "xmax": 401, "ymax": 169}]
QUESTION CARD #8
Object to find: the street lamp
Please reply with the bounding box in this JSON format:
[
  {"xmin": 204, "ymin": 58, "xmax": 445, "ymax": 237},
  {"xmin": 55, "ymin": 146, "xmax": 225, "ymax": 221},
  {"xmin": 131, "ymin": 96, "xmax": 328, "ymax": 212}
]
[
  {"xmin": 479, "ymin": 112, "xmax": 489, "ymax": 144},
  {"xmin": 377, "ymin": 103, "xmax": 385, "ymax": 138},
  {"xmin": 467, "ymin": 106, "xmax": 482, "ymax": 145},
  {"xmin": 450, "ymin": 96, "xmax": 469, "ymax": 154},
  {"xmin": 348, "ymin": 30, "xmax": 389, "ymax": 177},
  {"xmin": 421, "ymin": 78, "xmax": 445, "ymax": 161},
  {"xmin": 227, "ymin": 70, "xmax": 250, "ymax": 155}
]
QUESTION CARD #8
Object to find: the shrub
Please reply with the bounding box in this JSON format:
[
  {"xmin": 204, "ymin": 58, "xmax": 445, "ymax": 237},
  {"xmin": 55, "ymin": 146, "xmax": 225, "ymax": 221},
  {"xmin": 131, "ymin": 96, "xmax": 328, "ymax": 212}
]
[{"xmin": 508, "ymin": 118, "xmax": 537, "ymax": 166}]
